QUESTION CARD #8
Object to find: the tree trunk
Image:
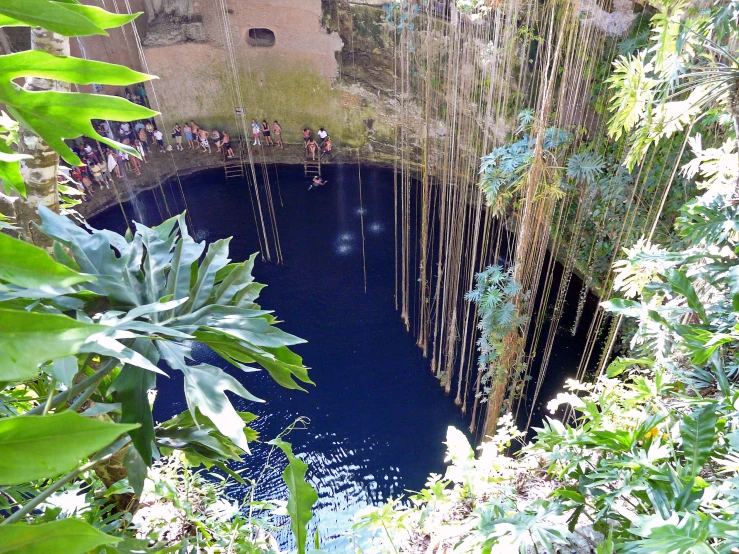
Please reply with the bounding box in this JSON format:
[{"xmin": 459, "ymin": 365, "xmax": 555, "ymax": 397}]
[{"xmin": 16, "ymin": 29, "xmax": 68, "ymax": 247}]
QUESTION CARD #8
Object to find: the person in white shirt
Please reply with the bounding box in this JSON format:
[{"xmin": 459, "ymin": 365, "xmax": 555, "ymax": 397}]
[
  {"xmin": 120, "ymin": 122, "xmax": 133, "ymax": 142},
  {"xmin": 251, "ymin": 119, "xmax": 261, "ymax": 146},
  {"xmin": 107, "ymin": 150, "xmax": 121, "ymax": 179},
  {"xmin": 153, "ymin": 129, "xmax": 165, "ymax": 152},
  {"xmin": 317, "ymin": 127, "xmax": 328, "ymax": 143}
]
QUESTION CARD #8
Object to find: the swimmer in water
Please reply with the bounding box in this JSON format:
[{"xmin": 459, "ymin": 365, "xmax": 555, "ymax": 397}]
[{"xmin": 309, "ymin": 175, "xmax": 327, "ymax": 189}]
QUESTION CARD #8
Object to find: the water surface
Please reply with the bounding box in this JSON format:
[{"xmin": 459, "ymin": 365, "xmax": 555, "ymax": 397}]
[{"xmin": 91, "ymin": 164, "xmax": 470, "ymax": 549}]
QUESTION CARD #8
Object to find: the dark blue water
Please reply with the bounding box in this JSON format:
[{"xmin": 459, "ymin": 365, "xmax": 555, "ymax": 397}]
[{"xmin": 90, "ymin": 164, "xmax": 471, "ymax": 550}]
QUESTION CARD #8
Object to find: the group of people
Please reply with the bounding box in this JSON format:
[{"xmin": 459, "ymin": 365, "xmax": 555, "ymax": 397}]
[
  {"xmin": 177, "ymin": 121, "xmax": 235, "ymax": 159},
  {"xmin": 249, "ymin": 119, "xmax": 284, "ymax": 148},
  {"xmin": 70, "ymin": 116, "xmax": 167, "ymax": 199},
  {"xmin": 302, "ymin": 127, "xmax": 332, "ymax": 161},
  {"xmin": 123, "ymin": 84, "xmax": 150, "ymax": 109},
  {"xmin": 67, "ymin": 111, "xmax": 337, "ymax": 200}
]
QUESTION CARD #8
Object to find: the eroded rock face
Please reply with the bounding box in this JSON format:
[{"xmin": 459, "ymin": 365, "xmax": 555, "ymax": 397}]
[
  {"xmin": 577, "ymin": 0, "xmax": 637, "ymax": 36},
  {"xmin": 144, "ymin": 0, "xmax": 194, "ymax": 22},
  {"xmin": 142, "ymin": 0, "xmax": 206, "ymax": 46}
]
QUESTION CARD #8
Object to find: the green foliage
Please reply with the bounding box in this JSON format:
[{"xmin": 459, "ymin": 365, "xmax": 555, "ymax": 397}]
[
  {"xmin": 0, "ymin": 2, "xmax": 154, "ymax": 196},
  {"xmin": 0, "ymin": 310, "xmax": 100, "ymax": 381},
  {"xmin": 0, "ymin": 211, "xmax": 311, "ymax": 546},
  {"xmin": 566, "ymin": 152, "xmax": 606, "ymax": 185},
  {"xmin": 607, "ymin": 0, "xmax": 739, "ymax": 171},
  {"xmin": 0, "ymin": 518, "xmax": 119, "ymax": 554},
  {"xmin": 270, "ymin": 438, "xmax": 319, "ymax": 554},
  {"xmin": 0, "ymin": 412, "xmax": 136, "ymax": 485},
  {"xmin": 0, "ymin": 0, "xmax": 139, "ymax": 37},
  {"xmin": 477, "ymin": 117, "xmax": 573, "ymax": 211},
  {"xmin": 0, "ymin": 51, "xmax": 156, "ymax": 169},
  {"xmin": 465, "ymin": 265, "xmax": 526, "ymax": 402}
]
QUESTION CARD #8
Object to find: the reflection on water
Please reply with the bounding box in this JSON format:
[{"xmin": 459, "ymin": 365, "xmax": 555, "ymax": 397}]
[{"xmin": 90, "ymin": 164, "xmax": 471, "ymax": 551}]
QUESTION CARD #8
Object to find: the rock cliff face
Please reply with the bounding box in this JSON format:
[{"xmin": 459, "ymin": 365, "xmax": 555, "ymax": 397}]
[
  {"xmin": 131, "ymin": 0, "xmax": 387, "ymax": 149},
  {"xmin": 141, "ymin": 0, "xmax": 206, "ymax": 46},
  {"xmin": 73, "ymin": 0, "xmax": 637, "ymax": 160}
]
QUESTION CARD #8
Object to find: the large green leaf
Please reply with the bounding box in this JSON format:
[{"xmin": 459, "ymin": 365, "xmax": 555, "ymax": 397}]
[
  {"xmin": 48, "ymin": 356, "xmax": 78, "ymax": 387},
  {"xmin": 178, "ymin": 238, "xmax": 232, "ymax": 315},
  {"xmin": 0, "ymin": 140, "xmax": 28, "ymax": 196},
  {"xmin": 665, "ymin": 269, "xmax": 707, "ymax": 323},
  {"xmin": 137, "ymin": 220, "xmax": 178, "ymax": 304},
  {"xmin": 680, "ymin": 405, "xmax": 716, "ymax": 478},
  {"xmin": 214, "ymin": 253, "xmax": 258, "ymax": 304},
  {"xmin": 627, "ymin": 514, "xmax": 715, "ymax": 554},
  {"xmin": 0, "ymin": 518, "xmax": 119, "ymax": 554},
  {"xmin": 165, "ymin": 215, "xmax": 205, "ymax": 302},
  {"xmin": 0, "ymin": 231, "xmax": 93, "ymax": 288},
  {"xmin": 195, "ymin": 330, "xmax": 313, "ymax": 391},
  {"xmin": 50, "ymin": 4, "xmax": 140, "ymax": 31},
  {"xmin": 0, "ymin": 308, "xmax": 100, "ymax": 380},
  {"xmin": 180, "ymin": 363, "xmax": 263, "ymax": 453},
  {"xmin": 112, "ymin": 364, "xmax": 156, "ymax": 466},
  {"xmin": 0, "ymin": 411, "xmax": 137, "ymax": 484},
  {"xmin": 0, "ymin": 51, "xmax": 152, "ymax": 86},
  {"xmin": 270, "ymin": 438, "xmax": 319, "ymax": 554},
  {"xmin": 3, "ymin": 85, "xmax": 156, "ymax": 165},
  {"xmin": 0, "ymin": 0, "xmax": 106, "ymax": 36},
  {"xmin": 605, "ymin": 357, "xmax": 653, "ymax": 378},
  {"xmin": 37, "ymin": 205, "xmax": 140, "ymax": 305}
]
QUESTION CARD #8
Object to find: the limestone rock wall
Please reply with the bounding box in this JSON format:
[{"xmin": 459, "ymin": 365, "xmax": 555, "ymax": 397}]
[{"xmin": 73, "ymin": 0, "xmax": 397, "ymax": 148}]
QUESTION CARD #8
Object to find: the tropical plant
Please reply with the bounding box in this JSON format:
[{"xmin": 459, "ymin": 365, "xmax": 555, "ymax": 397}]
[
  {"xmin": 0, "ymin": 210, "xmax": 319, "ymax": 551},
  {"xmin": 465, "ymin": 265, "xmax": 527, "ymax": 412},
  {"xmin": 607, "ymin": 0, "xmax": 739, "ymax": 176},
  {"xmin": 352, "ymin": 181, "xmax": 739, "ymax": 553},
  {"xmin": 478, "ymin": 115, "xmax": 573, "ymax": 212},
  {"xmin": 0, "ymin": 0, "xmax": 154, "ymax": 245}
]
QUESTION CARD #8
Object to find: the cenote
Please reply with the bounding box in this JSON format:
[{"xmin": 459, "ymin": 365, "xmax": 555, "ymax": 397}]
[{"xmin": 90, "ymin": 163, "xmax": 596, "ymax": 549}]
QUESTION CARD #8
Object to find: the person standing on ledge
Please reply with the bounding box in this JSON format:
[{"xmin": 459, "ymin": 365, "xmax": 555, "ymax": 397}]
[
  {"xmin": 137, "ymin": 83, "xmax": 149, "ymax": 108},
  {"xmin": 273, "ymin": 121, "xmax": 284, "ymax": 148},
  {"xmin": 145, "ymin": 120, "xmax": 155, "ymax": 141},
  {"xmin": 172, "ymin": 123, "xmax": 184, "ymax": 151},
  {"xmin": 107, "ymin": 149, "xmax": 121, "ymax": 180},
  {"xmin": 302, "ymin": 128, "xmax": 312, "ymax": 148},
  {"xmin": 306, "ymin": 137, "xmax": 318, "ymax": 161},
  {"xmin": 153, "ymin": 128, "xmax": 165, "ymax": 153},
  {"xmin": 211, "ymin": 128, "xmax": 221, "ymax": 153},
  {"xmin": 135, "ymin": 139, "xmax": 148, "ymax": 164},
  {"xmin": 317, "ymin": 127, "xmax": 328, "ymax": 145},
  {"xmin": 322, "ymin": 135, "xmax": 332, "ymax": 158},
  {"xmin": 198, "ymin": 128, "xmax": 211, "ymax": 153},
  {"xmin": 183, "ymin": 123, "xmax": 193, "ymax": 150},
  {"xmin": 251, "ymin": 119, "xmax": 262, "ymax": 146},
  {"xmin": 221, "ymin": 131, "xmax": 234, "ymax": 159},
  {"xmin": 261, "ymin": 120, "xmax": 273, "ymax": 146}
]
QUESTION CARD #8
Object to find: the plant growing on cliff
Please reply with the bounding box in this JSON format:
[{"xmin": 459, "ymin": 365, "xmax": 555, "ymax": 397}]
[
  {"xmin": 607, "ymin": 0, "xmax": 739, "ymax": 176},
  {"xmin": 465, "ymin": 265, "xmax": 527, "ymax": 406},
  {"xmin": 478, "ymin": 113, "xmax": 573, "ymax": 213},
  {"xmin": 351, "ymin": 171, "xmax": 739, "ymax": 554}
]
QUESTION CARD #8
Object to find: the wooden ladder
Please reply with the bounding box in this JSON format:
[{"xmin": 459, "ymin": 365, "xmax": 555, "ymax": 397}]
[
  {"xmin": 224, "ymin": 157, "xmax": 245, "ymax": 179},
  {"xmin": 304, "ymin": 157, "xmax": 321, "ymax": 178}
]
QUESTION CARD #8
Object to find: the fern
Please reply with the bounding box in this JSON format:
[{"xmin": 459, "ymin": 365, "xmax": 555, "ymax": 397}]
[
  {"xmin": 567, "ymin": 152, "xmax": 606, "ymax": 185},
  {"xmin": 467, "ymin": 265, "xmax": 526, "ymax": 381}
]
